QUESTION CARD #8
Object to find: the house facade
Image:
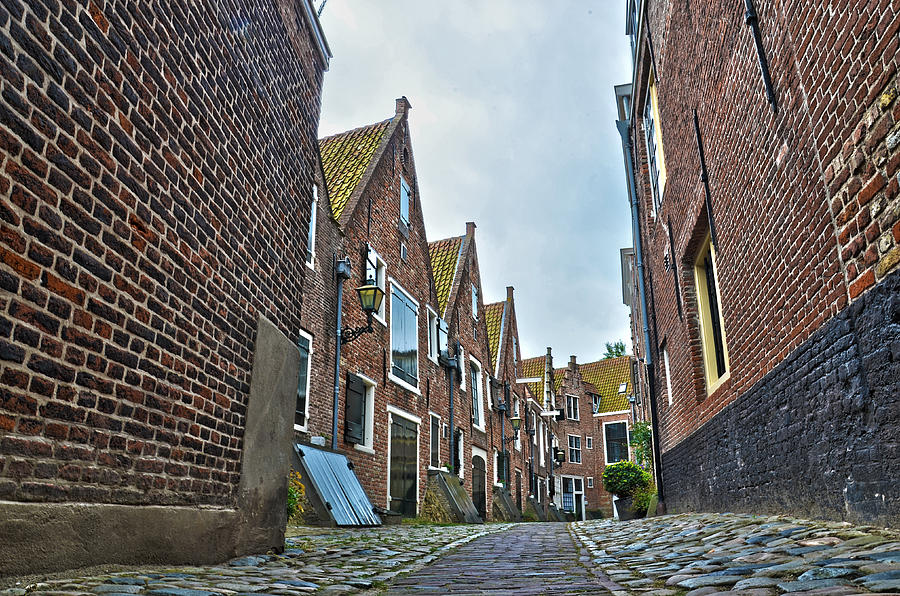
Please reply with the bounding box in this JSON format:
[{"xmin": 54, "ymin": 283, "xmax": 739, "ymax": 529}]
[
  {"xmin": 618, "ymin": 0, "xmax": 900, "ymax": 525},
  {"xmin": 0, "ymin": 0, "xmax": 330, "ymax": 575}
]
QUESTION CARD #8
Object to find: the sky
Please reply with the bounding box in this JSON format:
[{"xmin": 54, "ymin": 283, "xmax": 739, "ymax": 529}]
[{"xmin": 317, "ymin": 1, "xmax": 634, "ymax": 363}]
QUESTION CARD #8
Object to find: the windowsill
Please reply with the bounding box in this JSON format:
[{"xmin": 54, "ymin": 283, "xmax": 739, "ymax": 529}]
[
  {"xmin": 354, "ymin": 444, "xmax": 376, "ymax": 455},
  {"xmin": 706, "ymin": 370, "xmax": 731, "ymax": 397},
  {"xmin": 305, "ymin": 259, "xmax": 315, "ymax": 271},
  {"xmin": 427, "ymin": 354, "xmax": 438, "ymax": 365},
  {"xmin": 388, "ymin": 373, "xmax": 421, "ymax": 395},
  {"xmin": 428, "ymin": 465, "xmax": 448, "ymax": 472},
  {"xmin": 293, "ymin": 424, "xmax": 308, "ymax": 433},
  {"xmin": 473, "ymin": 423, "xmax": 486, "ymax": 433}
]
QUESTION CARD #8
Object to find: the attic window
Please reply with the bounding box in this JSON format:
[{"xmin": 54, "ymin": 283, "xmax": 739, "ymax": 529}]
[{"xmin": 618, "ymin": 383, "xmax": 627, "ymax": 394}]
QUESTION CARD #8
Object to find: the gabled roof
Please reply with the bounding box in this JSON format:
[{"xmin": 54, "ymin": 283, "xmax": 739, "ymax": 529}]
[
  {"xmin": 484, "ymin": 301, "xmax": 505, "ymax": 371},
  {"xmin": 581, "ymin": 356, "xmax": 633, "ymax": 414},
  {"xmin": 428, "ymin": 236, "xmax": 463, "ymax": 314},
  {"xmin": 520, "ymin": 356, "xmax": 545, "ymax": 401},
  {"xmin": 319, "ymin": 118, "xmax": 393, "ymax": 220}
]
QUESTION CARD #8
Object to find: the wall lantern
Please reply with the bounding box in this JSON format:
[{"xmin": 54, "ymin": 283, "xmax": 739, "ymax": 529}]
[{"xmin": 341, "ymin": 278, "xmax": 384, "ymax": 344}]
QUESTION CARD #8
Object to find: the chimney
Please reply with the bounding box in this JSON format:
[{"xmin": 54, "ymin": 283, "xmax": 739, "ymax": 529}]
[
  {"xmin": 506, "ymin": 286, "xmax": 514, "ymax": 302},
  {"xmin": 544, "ymin": 347, "xmax": 553, "ymax": 411},
  {"xmin": 466, "ymin": 221, "xmax": 476, "ymax": 238},
  {"xmin": 569, "ymin": 355, "xmax": 577, "ymax": 372},
  {"xmin": 395, "ymin": 96, "xmax": 412, "ymax": 115}
]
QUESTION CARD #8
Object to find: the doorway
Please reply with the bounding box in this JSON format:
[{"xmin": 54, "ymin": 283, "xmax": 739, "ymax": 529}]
[
  {"xmin": 562, "ymin": 476, "xmax": 585, "ymax": 521},
  {"xmin": 389, "ymin": 415, "xmax": 418, "ymax": 516},
  {"xmin": 514, "ymin": 470, "xmax": 522, "ymax": 511},
  {"xmin": 472, "ymin": 454, "xmax": 487, "ymax": 520}
]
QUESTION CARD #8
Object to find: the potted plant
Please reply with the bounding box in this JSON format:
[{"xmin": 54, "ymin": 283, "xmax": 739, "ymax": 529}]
[{"xmin": 602, "ymin": 461, "xmax": 650, "ymax": 521}]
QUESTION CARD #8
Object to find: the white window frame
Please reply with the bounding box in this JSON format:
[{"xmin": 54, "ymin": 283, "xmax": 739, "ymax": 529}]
[
  {"xmin": 538, "ymin": 420, "xmax": 545, "ymax": 467},
  {"xmin": 663, "ymin": 344, "xmax": 673, "ymax": 406},
  {"xmin": 603, "ymin": 420, "xmax": 631, "ymax": 465},
  {"xmin": 471, "ymin": 283, "xmax": 478, "ymax": 320},
  {"xmin": 567, "ymin": 434, "xmax": 582, "ymax": 464},
  {"xmin": 591, "ymin": 394, "xmax": 601, "ymax": 414},
  {"xmin": 566, "ymin": 394, "xmax": 579, "ymax": 421},
  {"xmin": 457, "ymin": 430, "xmax": 465, "ymax": 479},
  {"xmin": 367, "ymin": 247, "xmax": 387, "ymax": 325},
  {"xmin": 400, "ymin": 177, "xmax": 411, "ymax": 226},
  {"xmin": 428, "ymin": 412, "xmax": 442, "ymax": 470},
  {"xmin": 587, "ymin": 477, "xmax": 594, "ymax": 489},
  {"xmin": 586, "ymin": 436, "xmax": 593, "ymax": 450},
  {"xmin": 353, "ymin": 373, "xmax": 377, "ymax": 454},
  {"xmin": 513, "ymin": 395, "xmax": 521, "ymax": 451},
  {"xmin": 469, "ymin": 356, "xmax": 485, "ymax": 431},
  {"xmin": 459, "ymin": 346, "xmax": 466, "ymax": 392},
  {"xmin": 305, "ymin": 185, "xmax": 317, "ymax": 270},
  {"xmin": 493, "ymin": 449, "xmax": 503, "ymax": 487},
  {"xmin": 386, "ymin": 405, "xmax": 421, "ymax": 511},
  {"xmin": 426, "ymin": 307, "xmax": 439, "ymax": 364},
  {"xmin": 293, "ymin": 329, "xmax": 314, "ymax": 432},
  {"xmin": 388, "ymin": 278, "xmax": 420, "ymax": 395}
]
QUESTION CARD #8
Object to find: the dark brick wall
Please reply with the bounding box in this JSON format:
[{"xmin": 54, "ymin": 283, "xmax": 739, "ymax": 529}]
[
  {"xmin": 662, "ymin": 266, "xmax": 900, "ymax": 526},
  {"xmin": 0, "ymin": 0, "xmax": 325, "ymax": 506}
]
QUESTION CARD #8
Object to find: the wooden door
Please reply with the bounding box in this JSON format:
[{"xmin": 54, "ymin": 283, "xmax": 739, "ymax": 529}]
[{"xmin": 472, "ymin": 454, "xmax": 487, "ymax": 521}]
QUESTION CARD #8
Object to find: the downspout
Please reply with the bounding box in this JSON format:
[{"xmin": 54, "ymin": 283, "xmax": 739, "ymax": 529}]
[
  {"xmin": 448, "ymin": 340, "xmax": 459, "ymax": 474},
  {"xmin": 616, "ymin": 119, "xmax": 665, "ymax": 508},
  {"xmin": 332, "ymin": 257, "xmax": 352, "ymax": 450}
]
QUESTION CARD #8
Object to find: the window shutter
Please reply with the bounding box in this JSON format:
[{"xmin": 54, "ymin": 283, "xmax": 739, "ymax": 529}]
[{"xmin": 344, "ymin": 374, "xmax": 366, "ymax": 444}]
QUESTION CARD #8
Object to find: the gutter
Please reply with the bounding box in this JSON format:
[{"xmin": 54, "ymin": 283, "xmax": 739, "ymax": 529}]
[{"xmin": 616, "ymin": 119, "xmax": 666, "ymax": 508}]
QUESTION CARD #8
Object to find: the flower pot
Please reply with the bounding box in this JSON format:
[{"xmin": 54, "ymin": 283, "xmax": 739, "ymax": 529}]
[{"xmin": 614, "ymin": 496, "xmax": 635, "ymax": 521}]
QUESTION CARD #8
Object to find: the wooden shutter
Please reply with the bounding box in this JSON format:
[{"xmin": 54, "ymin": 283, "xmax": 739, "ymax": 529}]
[{"xmin": 344, "ymin": 373, "xmax": 366, "ymax": 444}]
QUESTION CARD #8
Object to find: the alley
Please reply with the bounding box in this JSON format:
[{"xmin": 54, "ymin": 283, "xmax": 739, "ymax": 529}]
[{"xmin": 383, "ymin": 523, "xmax": 611, "ymax": 595}]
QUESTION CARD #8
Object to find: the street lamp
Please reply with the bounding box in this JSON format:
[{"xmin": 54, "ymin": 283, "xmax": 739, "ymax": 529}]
[{"xmin": 341, "ymin": 278, "xmax": 384, "ymax": 344}]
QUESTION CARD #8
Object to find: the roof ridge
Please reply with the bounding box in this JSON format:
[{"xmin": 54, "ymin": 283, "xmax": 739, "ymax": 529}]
[{"xmin": 318, "ymin": 116, "xmax": 393, "ymax": 142}]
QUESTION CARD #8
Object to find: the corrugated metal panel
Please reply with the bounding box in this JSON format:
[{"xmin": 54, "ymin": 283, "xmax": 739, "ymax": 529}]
[{"xmin": 295, "ymin": 443, "xmax": 382, "ymax": 527}]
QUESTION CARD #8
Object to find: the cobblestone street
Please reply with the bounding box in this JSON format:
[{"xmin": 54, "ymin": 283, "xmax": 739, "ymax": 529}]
[{"xmin": 2, "ymin": 514, "xmax": 900, "ymax": 595}]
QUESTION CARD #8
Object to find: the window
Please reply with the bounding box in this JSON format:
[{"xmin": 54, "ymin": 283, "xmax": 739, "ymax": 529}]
[
  {"xmin": 294, "ymin": 331, "xmax": 312, "ymax": 430},
  {"xmin": 457, "ymin": 430, "xmax": 464, "ymax": 479},
  {"xmin": 430, "ymin": 413, "xmax": 440, "ymax": 468},
  {"xmin": 305, "ymin": 185, "xmax": 317, "ymax": 268},
  {"xmin": 694, "ymin": 235, "xmax": 730, "ymax": 393},
  {"xmin": 568, "ymin": 435, "xmax": 582, "ymax": 464},
  {"xmin": 345, "ymin": 373, "xmax": 375, "ymax": 451},
  {"xmin": 427, "ymin": 308, "xmax": 439, "ymax": 362},
  {"xmin": 566, "ymin": 394, "xmax": 579, "ymax": 421},
  {"xmin": 471, "ymin": 283, "xmax": 478, "ymax": 319},
  {"xmin": 591, "ymin": 394, "xmax": 600, "ymax": 414},
  {"xmin": 365, "ymin": 246, "xmax": 386, "ymax": 322},
  {"xmin": 470, "ymin": 359, "xmax": 484, "ymax": 429},
  {"xmin": 587, "ymin": 477, "xmax": 594, "ymax": 489},
  {"xmin": 644, "ymin": 73, "xmax": 667, "ymax": 216},
  {"xmin": 400, "ymin": 242, "xmax": 408, "ymax": 261},
  {"xmin": 531, "ymin": 411, "xmax": 537, "ymax": 445},
  {"xmin": 390, "ymin": 281, "xmax": 419, "ymax": 390},
  {"xmin": 400, "ymin": 178, "xmax": 411, "ymax": 226},
  {"xmin": 604, "ymin": 422, "xmax": 629, "ymax": 464},
  {"xmin": 513, "ymin": 396, "xmax": 521, "ymax": 451},
  {"xmin": 663, "ymin": 344, "xmax": 673, "ymax": 406},
  {"xmin": 512, "ymin": 336, "xmax": 518, "ymax": 376},
  {"xmin": 494, "ymin": 450, "xmax": 507, "ymax": 487},
  {"xmin": 586, "ymin": 436, "xmax": 593, "ymax": 450},
  {"xmin": 618, "ymin": 383, "xmax": 627, "ymax": 394},
  {"xmin": 539, "ymin": 421, "xmax": 545, "ymax": 466}
]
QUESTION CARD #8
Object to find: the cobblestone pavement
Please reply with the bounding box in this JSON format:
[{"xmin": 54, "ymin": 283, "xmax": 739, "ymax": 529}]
[
  {"xmin": 572, "ymin": 513, "xmax": 900, "ymax": 595},
  {"xmin": 0, "ymin": 524, "xmax": 513, "ymax": 596},
  {"xmin": 383, "ymin": 522, "xmax": 612, "ymax": 594}
]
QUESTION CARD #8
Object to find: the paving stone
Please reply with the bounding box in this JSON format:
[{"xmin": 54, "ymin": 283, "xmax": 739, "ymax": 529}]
[
  {"xmin": 732, "ymin": 577, "xmax": 780, "ymax": 589},
  {"xmin": 678, "ymin": 575, "xmax": 743, "ymax": 589},
  {"xmin": 865, "ymin": 579, "xmax": 900, "ymax": 592},
  {"xmin": 797, "ymin": 566, "xmax": 855, "ymax": 580},
  {"xmin": 776, "ymin": 578, "xmax": 852, "ymax": 592}
]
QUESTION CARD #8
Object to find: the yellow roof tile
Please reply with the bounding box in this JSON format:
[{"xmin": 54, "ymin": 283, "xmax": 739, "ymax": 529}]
[
  {"xmin": 580, "ymin": 356, "xmax": 633, "ymax": 414},
  {"xmin": 428, "ymin": 236, "xmax": 463, "ymax": 314},
  {"xmin": 319, "ymin": 118, "xmax": 393, "ymax": 220},
  {"xmin": 484, "ymin": 301, "xmax": 505, "ymax": 371}
]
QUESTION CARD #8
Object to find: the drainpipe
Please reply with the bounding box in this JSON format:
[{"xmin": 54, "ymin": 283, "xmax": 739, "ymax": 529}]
[
  {"xmin": 616, "ymin": 119, "xmax": 665, "ymax": 507},
  {"xmin": 332, "ymin": 256, "xmax": 352, "ymax": 450}
]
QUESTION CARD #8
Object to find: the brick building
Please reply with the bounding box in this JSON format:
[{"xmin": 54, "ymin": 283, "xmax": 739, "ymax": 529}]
[
  {"xmin": 299, "ymin": 99, "xmax": 527, "ymax": 521},
  {"xmin": 0, "ymin": 0, "xmax": 330, "ymax": 575},
  {"xmin": 617, "ymin": 0, "xmax": 899, "ymax": 525}
]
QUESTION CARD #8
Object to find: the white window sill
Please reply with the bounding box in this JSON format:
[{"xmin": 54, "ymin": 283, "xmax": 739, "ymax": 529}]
[
  {"xmin": 293, "ymin": 424, "xmax": 308, "ymax": 432},
  {"xmin": 305, "ymin": 260, "xmax": 315, "ymax": 272},
  {"xmin": 473, "ymin": 424, "xmax": 486, "ymax": 433},
  {"xmin": 354, "ymin": 444, "xmax": 376, "ymax": 455},
  {"xmin": 427, "ymin": 354, "xmax": 439, "ymax": 365},
  {"xmin": 428, "ymin": 465, "xmax": 448, "ymax": 472},
  {"xmin": 388, "ymin": 373, "xmax": 421, "ymax": 395},
  {"xmin": 373, "ymin": 313, "xmax": 387, "ymax": 327}
]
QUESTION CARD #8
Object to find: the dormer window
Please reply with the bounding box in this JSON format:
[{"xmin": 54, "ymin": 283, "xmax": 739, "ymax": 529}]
[{"xmin": 618, "ymin": 383, "xmax": 627, "ymax": 395}]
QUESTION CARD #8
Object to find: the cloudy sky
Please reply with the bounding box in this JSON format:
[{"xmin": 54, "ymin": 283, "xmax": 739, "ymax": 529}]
[{"xmin": 317, "ymin": 1, "xmax": 634, "ymax": 363}]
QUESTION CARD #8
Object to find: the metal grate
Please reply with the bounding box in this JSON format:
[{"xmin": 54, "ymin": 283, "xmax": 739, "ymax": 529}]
[{"xmin": 295, "ymin": 444, "xmax": 382, "ymax": 526}]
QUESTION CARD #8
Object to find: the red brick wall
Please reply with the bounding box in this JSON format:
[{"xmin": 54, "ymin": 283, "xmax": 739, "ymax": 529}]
[
  {"xmin": 629, "ymin": 0, "xmax": 899, "ymax": 452},
  {"xmin": 0, "ymin": 1, "xmax": 324, "ymax": 506}
]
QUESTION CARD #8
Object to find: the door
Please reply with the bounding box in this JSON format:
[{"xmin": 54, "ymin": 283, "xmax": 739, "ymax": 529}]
[
  {"xmin": 472, "ymin": 454, "xmax": 487, "ymax": 520},
  {"xmin": 514, "ymin": 471, "xmax": 522, "ymax": 511},
  {"xmin": 389, "ymin": 416, "xmax": 417, "ymax": 516},
  {"xmin": 574, "ymin": 478, "xmax": 585, "ymax": 521}
]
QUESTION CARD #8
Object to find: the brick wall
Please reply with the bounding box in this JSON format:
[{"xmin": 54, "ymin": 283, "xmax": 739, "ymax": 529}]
[
  {"xmin": 625, "ymin": 0, "xmax": 899, "ymax": 524},
  {"xmin": 1, "ymin": 0, "xmax": 324, "ymax": 507}
]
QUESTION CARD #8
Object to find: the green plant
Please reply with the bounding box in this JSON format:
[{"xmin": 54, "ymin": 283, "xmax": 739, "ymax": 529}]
[
  {"xmin": 286, "ymin": 470, "xmax": 305, "ymax": 523},
  {"xmin": 602, "ymin": 461, "xmax": 650, "ymax": 497},
  {"xmin": 630, "ymin": 421, "xmax": 653, "ymax": 470},
  {"xmin": 631, "ymin": 481, "xmax": 656, "ymax": 517},
  {"xmin": 603, "ymin": 341, "xmax": 627, "ymax": 359}
]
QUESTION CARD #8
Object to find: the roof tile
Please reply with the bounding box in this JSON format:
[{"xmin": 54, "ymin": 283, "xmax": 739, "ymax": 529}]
[
  {"xmin": 319, "ymin": 118, "xmax": 392, "ymax": 220},
  {"xmin": 484, "ymin": 301, "xmax": 504, "ymax": 371},
  {"xmin": 428, "ymin": 236, "xmax": 463, "ymax": 314}
]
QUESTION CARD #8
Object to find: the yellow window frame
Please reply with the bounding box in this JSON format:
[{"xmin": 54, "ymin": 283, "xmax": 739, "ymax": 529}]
[{"xmin": 693, "ymin": 235, "xmax": 730, "ymax": 394}]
